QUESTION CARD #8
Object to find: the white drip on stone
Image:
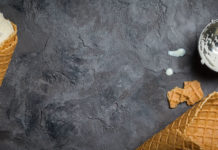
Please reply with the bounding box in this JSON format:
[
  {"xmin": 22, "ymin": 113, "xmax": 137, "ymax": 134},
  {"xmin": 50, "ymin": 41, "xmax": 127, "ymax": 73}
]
[
  {"xmin": 166, "ymin": 68, "xmax": 173, "ymax": 76},
  {"xmin": 168, "ymin": 48, "xmax": 186, "ymax": 57}
]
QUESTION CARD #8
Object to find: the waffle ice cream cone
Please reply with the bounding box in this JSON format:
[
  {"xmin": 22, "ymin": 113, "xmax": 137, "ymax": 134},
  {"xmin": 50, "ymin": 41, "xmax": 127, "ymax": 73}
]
[
  {"xmin": 0, "ymin": 22, "xmax": 18, "ymax": 86},
  {"xmin": 137, "ymin": 92, "xmax": 218, "ymax": 150}
]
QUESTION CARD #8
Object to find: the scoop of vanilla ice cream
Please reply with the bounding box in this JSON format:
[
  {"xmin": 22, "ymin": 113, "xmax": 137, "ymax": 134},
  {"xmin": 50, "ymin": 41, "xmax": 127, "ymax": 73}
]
[{"xmin": 0, "ymin": 13, "xmax": 14, "ymax": 45}]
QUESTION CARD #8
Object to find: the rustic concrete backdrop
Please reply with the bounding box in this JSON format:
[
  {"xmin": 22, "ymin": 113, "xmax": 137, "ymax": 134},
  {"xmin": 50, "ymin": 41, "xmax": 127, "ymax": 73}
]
[{"xmin": 0, "ymin": 0, "xmax": 218, "ymax": 150}]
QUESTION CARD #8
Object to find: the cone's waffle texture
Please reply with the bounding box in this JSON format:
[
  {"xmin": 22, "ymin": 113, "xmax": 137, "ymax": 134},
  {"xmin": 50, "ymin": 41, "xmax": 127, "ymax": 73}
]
[
  {"xmin": 167, "ymin": 81, "xmax": 204, "ymax": 108},
  {"xmin": 137, "ymin": 92, "xmax": 218, "ymax": 150},
  {"xmin": 0, "ymin": 22, "xmax": 18, "ymax": 86}
]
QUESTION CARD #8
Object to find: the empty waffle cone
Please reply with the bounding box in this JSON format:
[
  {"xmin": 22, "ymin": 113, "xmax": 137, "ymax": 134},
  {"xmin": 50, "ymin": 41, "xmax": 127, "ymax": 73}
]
[
  {"xmin": 0, "ymin": 22, "xmax": 18, "ymax": 86},
  {"xmin": 137, "ymin": 92, "xmax": 218, "ymax": 150}
]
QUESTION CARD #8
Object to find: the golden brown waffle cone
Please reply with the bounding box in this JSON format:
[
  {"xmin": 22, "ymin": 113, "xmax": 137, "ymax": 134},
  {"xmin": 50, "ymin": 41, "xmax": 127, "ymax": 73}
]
[
  {"xmin": 137, "ymin": 92, "xmax": 218, "ymax": 150},
  {"xmin": 0, "ymin": 22, "xmax": 18, "ymax": 86}
]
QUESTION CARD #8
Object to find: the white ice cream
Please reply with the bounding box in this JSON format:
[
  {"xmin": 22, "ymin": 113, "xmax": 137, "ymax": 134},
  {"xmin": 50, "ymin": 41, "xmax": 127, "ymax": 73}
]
[
  {"xmin": 0, "ymin": 13, "xmax": 14, "ymax": 45},
  {"xmin": 199, "ymin": 34, "xmax": 218, "ymax": 72},
  {"xmin": 166, "ymin": 68, "xmax": 173, "ymax": 76},
  {"xmin": 168, "ymin": 48, "xmax": 186, "ymax": 57}
]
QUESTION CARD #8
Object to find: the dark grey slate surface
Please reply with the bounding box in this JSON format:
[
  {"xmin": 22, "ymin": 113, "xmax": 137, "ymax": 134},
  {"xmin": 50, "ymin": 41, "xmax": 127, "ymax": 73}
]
[{"xmin": 0, "ymin": 0, "xmax": 218, "ymax": 150}]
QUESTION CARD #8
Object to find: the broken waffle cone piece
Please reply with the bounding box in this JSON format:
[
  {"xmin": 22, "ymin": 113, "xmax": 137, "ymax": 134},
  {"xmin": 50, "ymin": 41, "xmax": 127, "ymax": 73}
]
[
  {"xmin": 167, "ymin": 87, "xmax": 188, "ymax": 108},
  {"xmin": 137, "ymin": 92, "xmax": 218, "ymax": 150},
  {"xmin": 0, "ymin": 22, "xmax": 18, "ymax": 86},
  {"xmin": 167, "ymin": 80, "xmax": 204, "ymax": 108},
  {"xmin": 183, "ymin": 80, "xmax": 204, "ymax": 105}
]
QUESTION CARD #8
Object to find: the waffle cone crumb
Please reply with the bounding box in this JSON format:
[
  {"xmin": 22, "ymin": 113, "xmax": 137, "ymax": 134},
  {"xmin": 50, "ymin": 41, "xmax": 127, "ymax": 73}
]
[
  {"xmin": 167, "ymin": 87, "xmax": 188, "ymax": 108},
  {"xmin": 167, "ymin": 80, "xmax": 203, "ymax": 108},
  {"xmin": 183, "ymin": 80, "xmax": 204, "ymax": 105}
]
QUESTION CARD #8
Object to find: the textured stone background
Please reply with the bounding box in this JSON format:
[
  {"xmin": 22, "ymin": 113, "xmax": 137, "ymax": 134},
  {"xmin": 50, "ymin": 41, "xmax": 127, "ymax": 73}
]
[{"xmin": 0, "ymin": 0, "xmax": 218, "ymax": 150}]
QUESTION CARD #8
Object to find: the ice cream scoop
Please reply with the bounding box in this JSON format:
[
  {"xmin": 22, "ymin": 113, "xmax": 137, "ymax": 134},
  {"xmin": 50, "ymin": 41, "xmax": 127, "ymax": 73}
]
[
  {"xmin": 199, "ymin": 19, "xmax": 218, "ymax": 72},
  {"xmin": 0, "ymin": 13, "xmax": 14, "ymax": 45}
]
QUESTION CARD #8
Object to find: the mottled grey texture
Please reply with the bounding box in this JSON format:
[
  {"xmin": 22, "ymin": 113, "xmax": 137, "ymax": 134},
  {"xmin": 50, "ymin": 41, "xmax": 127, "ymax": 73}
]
[{"xmin": 0, "ymin": 0, "xmax": 218, "ymax": 150}]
